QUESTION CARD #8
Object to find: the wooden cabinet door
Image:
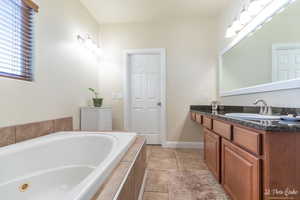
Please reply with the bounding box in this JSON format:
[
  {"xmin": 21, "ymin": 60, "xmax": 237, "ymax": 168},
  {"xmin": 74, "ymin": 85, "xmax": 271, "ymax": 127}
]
[
  {"xmin": 222, "ymin": 139, "xmax": 261, "ymax": 200},
  {"xmin": 204, "ymin": 128, "xmax": 221, "ymax": 181}
]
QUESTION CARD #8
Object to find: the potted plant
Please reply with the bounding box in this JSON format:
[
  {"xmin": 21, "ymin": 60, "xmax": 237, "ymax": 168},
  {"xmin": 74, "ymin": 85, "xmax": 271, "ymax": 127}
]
[{"xmin": 88, "ymin": 88, "xmax": 103, "ymax": 107}]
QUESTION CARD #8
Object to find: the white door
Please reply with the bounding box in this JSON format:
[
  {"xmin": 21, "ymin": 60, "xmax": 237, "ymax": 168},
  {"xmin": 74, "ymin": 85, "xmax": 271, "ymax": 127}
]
[
  {"xmin": 129, "ymin": 54, "xmax": 161, "ymax": 144},
  {"xmin": 273, "ymin": 49, "xmax": 300, "ymax": 82}
]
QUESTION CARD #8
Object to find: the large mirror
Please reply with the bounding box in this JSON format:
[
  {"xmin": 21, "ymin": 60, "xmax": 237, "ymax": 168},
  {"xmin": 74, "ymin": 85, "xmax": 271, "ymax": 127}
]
[{"xmin": 220, "ymin": 0, "xmax": 300, "ymax": 96}]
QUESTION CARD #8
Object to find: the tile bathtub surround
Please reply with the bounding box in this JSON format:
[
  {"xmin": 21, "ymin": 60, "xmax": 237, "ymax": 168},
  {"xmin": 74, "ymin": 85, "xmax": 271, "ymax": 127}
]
[
  {"xmin": 0, "ymin": 127, "xmax": 16, "ymax": 147},
  {"xmin": 92, "ymin": 162, "xmax": 131, "ymax": 200},
  {"xmin": 0, "ymin": 117, "xmax": 73, "ymax": 147},
  {"xmin": 16, "ymin": 120, "xmax": 54, "ymax": 142},
  {"xmin": 92, "ymin": 136, "xmax": 146, "ymax": 200},
  {"xmin": 54, "ymin": 117, "xmax": 73, "ymax": 132},
  {"xmin": 143, "ymin": 146, "xmax": 230, "ymax": 200}
]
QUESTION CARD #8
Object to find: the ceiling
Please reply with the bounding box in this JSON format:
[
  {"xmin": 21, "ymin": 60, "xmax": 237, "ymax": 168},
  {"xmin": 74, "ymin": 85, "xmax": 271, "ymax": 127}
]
[{"xmin": 80, "ymin": 0, "xmax": 228, "ymax": 24}]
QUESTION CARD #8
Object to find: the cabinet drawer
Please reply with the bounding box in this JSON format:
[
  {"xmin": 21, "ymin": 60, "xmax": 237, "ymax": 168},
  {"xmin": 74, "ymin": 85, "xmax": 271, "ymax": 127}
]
[
  {"xmin": 203, "ymin": 116, "xmax": 212, "ymax": 129},
  {"xmin": 190, "ymin": 112, "xmax": 196, "ymax": 121},
  {"xmin": 196, "ymin": 113, "xmax": 202, "ymax": 124},
  {"xmin": 213, "ymin": 120, "xmax": 232, "ymax": 140},
  {"xmin": 233, "ymin": 127, "xmax": 261, "ymax": 155}
]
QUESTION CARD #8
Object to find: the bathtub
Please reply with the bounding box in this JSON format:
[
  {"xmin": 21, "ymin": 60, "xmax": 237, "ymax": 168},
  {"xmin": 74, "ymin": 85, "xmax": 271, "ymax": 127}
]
[{"xmin": 0, "ymin": 132, "xmax": 136, "ymax": 200}]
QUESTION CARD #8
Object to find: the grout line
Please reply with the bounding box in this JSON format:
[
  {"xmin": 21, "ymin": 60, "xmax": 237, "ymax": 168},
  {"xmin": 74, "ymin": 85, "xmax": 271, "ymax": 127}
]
[{"xmin": 173, "ymin": 149, "xmax": 183, "ymax": 171}]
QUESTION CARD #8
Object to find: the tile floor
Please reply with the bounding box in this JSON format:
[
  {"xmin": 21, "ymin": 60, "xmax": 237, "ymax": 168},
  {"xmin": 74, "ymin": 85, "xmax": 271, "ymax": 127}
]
[{"xmin": 143, "ymin": 145, "xmax": 230, "ymax": 200}]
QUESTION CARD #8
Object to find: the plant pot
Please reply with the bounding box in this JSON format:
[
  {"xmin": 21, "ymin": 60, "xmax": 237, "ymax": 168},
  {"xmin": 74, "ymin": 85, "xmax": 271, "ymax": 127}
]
[{"xmin": 93, "ymin": 98, "xmax": 103, "ymax": 107}]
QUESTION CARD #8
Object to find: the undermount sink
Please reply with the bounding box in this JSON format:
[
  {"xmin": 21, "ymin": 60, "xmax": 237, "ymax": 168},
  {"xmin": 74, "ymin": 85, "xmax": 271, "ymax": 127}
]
[{"xmin": 225, "ymin": 113, "xmax": 281, "ymax": 120}]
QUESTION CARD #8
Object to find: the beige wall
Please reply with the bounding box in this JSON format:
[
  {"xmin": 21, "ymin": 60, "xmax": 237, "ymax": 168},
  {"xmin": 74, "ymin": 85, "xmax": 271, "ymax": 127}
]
[
  {"xmin": 99, "ymin": 18, "xmax": 218, "ymax": 142},
  {"xmin": 217, "ymin": 0, "xmax": 300, "ymax": 108},
  {"xmin": 0, "ymin": 0, "xmax": 99, "ymax": 129}
]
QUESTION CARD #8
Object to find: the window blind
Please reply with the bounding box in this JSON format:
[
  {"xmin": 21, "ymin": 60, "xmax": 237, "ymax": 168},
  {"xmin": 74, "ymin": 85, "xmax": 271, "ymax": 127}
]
[{"xmin": 0, "ymin": 0, "xmax": 38, "ymax": 81}]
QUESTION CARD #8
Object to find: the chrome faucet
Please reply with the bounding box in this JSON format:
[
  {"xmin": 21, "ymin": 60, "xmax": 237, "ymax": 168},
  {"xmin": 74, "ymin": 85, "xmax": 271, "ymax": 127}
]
[{"xmin": 253, "ymin": 99, "xmax": 272, "ymax": 115}]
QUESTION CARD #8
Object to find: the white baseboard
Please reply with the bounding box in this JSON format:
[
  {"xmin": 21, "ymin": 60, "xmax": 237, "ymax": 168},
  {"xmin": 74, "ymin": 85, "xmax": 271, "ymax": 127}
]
[
  {"xmin": 140, "ymin": 134, "xmax": 161, "ymax": 145},
  {"xmin": 162, "ymin": 141, "xmax": 203, "ymax": 149}
]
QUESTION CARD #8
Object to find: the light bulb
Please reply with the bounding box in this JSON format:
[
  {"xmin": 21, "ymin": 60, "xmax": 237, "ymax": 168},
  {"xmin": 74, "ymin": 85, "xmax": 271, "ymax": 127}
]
[
  {"xmin": 86, "ymin": 37, "xmax": 94, "ymax": 50},
  {"xmin": 240, "ymin": 9, "xmax": 252, "ymax": 25},
  {"xmin": 225, "ymin": 26, "xmax": 237, "ymax": 38},
  {"xmin": 96, "ymin": 48, "xmax": 103, "ymax": 56},
  {"xmin": 231, "ymin": 19, "xmax": 243, "ymax": 32},
  {"xmin": 260, "ymin": 0, "xmax": 273, "ymax": 6},
  {"xmin": 91, "ymin": 44, "xmax": 98, "ymax": 53},
  {"xmin": 77, "ymin": 35, "xmax": 85, "ymax": 44},
  {"xmin": 248, "ymin": 0, "xmax": 264, "ymax": 16}
]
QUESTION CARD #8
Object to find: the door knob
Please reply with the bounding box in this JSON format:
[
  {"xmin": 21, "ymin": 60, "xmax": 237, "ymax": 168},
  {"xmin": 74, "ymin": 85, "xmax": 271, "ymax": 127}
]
[{"xmin": 157, "ymin": 102, "xmax": 162, "ymax": 106}]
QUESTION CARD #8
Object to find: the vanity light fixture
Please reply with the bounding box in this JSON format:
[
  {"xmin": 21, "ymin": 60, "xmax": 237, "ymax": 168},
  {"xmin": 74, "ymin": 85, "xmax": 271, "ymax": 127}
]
[
  {"xmin": 225, "ymin": 0, "xmax": 276, "ymax": 38},
  {"xmin": 225, "ymin": 17, "xmax": 243, "ymax": 38},
  {"xmin": 77, "ymin": 34, "xmax": 102, "ymax": 56}
]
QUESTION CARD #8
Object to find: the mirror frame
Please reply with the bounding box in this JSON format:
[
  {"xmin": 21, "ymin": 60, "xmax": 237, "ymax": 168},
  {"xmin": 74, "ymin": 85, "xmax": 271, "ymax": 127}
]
[{"xmin": 219, "ymin": 0, "xmax": 300, "ymax": 97}]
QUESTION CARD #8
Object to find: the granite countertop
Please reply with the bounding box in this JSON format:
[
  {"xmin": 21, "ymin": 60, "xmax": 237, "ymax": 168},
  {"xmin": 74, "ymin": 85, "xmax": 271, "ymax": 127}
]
[{"xmin": 190, "ymin": 105, "xmax": 300, "ymax": 132}]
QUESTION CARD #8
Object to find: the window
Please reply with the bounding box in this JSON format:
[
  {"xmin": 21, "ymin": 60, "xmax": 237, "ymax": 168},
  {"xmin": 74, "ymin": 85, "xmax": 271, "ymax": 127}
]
[{"xmin": 0, "ymin": 0, "xmax": 38, "ymax": 81}]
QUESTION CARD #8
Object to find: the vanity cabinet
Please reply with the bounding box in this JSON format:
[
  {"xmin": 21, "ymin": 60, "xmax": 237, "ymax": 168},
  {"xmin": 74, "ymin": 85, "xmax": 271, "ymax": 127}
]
[
  {"xmin": 233, "ymin": 126, "xmax": 261, "ymax": 155},
  {"xmin": 222, "ymin": 139, "xmax": 261, "ymax": 200},
  {"xmin": 196, "ymin": 113, "xmax": 202, "ymax": 124},
  {"xmin": 191, "ymin": 112, "xmax": 196, "ymax": 121},
  {"xmin": 204, "ymin": 128, "xmax": 221, "ymax": 181},
  {"xmin": 203, "ymin": 116, "xmax": 212, "ymax": 129},
  {"xmin": 213, "ymin": 120, "xmax": 232, "ymax": 140},
  {"xmin": 191, "ymin": 111, "xmax": 300, "ymax": 200},
  {"xmin": 191, "ymin": 112, "xmax": 202, "ymax": 124}
]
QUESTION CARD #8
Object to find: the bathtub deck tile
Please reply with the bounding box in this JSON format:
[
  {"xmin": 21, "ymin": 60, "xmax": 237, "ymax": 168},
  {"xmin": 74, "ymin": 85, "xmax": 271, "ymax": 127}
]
[
  {"xmin": 0, "ymin": 126, "xmax": 16, "ymax": 147},
  {"xmin": 92, "ymin": 136, "xmax": 146, "ymax": 200},
  {"xmin": 122, "ymin": 136, "xmax": 146, "ymax": 162},
  {"xmin": 143, "ymin": 192, "xmax": 169, "ymax": 200},
  {"xmin": 92, "ymin": 162, "xmax": 131, "ymax": 200}
]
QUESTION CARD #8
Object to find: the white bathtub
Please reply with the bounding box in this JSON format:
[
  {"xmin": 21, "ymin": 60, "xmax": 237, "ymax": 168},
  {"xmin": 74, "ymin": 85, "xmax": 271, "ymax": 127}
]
[{"xmin": 0, "ymin": 132, "xmax": 136, "ymax": 200}]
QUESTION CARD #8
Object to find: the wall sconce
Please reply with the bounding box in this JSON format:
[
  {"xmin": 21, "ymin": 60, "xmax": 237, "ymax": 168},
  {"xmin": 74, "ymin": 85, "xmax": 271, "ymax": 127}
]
[{"xmin": 77, "ymin": 34, "xmax": 102, "ymax": 56}]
